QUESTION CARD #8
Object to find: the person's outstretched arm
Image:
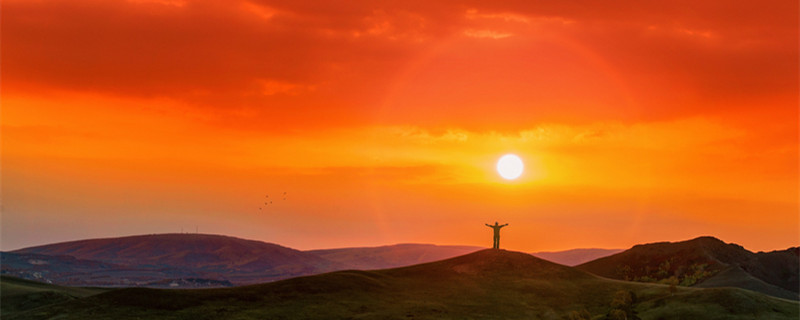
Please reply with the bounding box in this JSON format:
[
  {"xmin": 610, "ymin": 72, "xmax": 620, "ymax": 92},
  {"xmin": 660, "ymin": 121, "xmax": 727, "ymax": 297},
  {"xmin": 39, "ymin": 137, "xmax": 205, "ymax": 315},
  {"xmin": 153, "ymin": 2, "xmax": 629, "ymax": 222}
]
[
  {"xmin": 485, "ymin": 224, "xmax": 491, "ymax": 227},
  {"xmin": 502, "ymin": 223, "xmax": 508, "ymax": 227}
]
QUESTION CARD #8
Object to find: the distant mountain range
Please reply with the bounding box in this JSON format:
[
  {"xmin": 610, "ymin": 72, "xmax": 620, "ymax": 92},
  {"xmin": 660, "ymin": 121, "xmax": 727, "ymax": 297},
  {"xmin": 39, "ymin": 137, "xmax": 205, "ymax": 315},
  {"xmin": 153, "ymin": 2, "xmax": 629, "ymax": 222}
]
[
  {"xmin": 4, "ymin": 234, "xmax": 341, "ymax": 286},
  {"xmin": 307, "ymin": 243, "xmax": 483, "ymax": 270},
  {"xmin": 2, "ymin": 233, "xmax": 797, "ymax": 302},
  {"xmin": 4, "ymin": 249, "xmax": 797, "ymax": 319},
  {"xmin": 531, "ymin": 248, "xmax": 623, "ymax": 266},
  {"xmin": 2, "ymin": 234, "xmax": 485, "ymax": 287},
  {"xmin": 576, "ymin": 236, "xmax": 799, "ymax": 300},
  {"xmin": 3, "ymin": 234, "xmax": 620, "ymax": 288}
]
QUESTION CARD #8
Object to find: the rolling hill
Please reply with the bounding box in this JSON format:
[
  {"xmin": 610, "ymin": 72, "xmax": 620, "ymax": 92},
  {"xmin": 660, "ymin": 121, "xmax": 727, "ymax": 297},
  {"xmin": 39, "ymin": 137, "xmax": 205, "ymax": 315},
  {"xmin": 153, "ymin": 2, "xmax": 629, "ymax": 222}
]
[
  {"xmin": 4, "ymin": 249, "xmax": 798, "ymax": 320},
  {"xmin": 6, "ymin": 235, "xmax": 481, "ymax": 287},
  {"xmin": 576, "ymin": 236, "xmax": 799, "ymax": 300},
  {"xmin": 306, "ymin": 243, "xmax": 484, "ymax": 270},
  {"xmin": 10, "ymin": 234, "xmax": 344, "ymax": 285},
  {"xmin": 531, "ymin": 248, "xmax": 623, "ymax": 266}
]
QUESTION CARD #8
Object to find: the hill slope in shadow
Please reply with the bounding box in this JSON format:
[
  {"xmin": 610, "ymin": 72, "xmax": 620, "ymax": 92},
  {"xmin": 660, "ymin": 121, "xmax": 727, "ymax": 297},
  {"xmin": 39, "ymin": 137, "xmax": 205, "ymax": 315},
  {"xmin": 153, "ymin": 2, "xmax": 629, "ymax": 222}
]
[
  {"xmin": 0, "ymin": 275, "xmax": 107, "ymax": 316},
  {"xmin": 576, "ymin": 236, "xmax": 799, "ymax": 300},
  {"xmin": 5, "ymin": 249, "xmax": 798, "ymax": 320}
]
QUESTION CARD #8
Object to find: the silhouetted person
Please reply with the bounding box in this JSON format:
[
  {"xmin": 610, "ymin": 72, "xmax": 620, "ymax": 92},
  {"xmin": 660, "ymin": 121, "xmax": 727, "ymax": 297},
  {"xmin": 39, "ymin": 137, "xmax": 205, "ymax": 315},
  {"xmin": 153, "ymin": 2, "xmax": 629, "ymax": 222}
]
[{"xmin": 485, "ymin": 222, "xmax": 508, "ymax": 249}]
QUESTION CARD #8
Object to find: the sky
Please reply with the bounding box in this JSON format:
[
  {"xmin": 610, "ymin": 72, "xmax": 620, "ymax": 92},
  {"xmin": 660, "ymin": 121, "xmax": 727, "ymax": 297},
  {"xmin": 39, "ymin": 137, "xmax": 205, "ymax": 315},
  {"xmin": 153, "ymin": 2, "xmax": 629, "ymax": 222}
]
[{"xmin": 1, "ymin": 0, "xmax": 798, "ymax": 252}]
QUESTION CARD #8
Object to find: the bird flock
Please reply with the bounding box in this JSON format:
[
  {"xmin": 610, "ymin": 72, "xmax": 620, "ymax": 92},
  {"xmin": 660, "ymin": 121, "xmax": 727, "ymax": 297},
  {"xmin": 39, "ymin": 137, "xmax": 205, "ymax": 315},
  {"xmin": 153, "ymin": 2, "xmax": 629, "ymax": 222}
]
[{"xmin": 259, "ymin": 191, "xmax": 287, "ymax": 211}]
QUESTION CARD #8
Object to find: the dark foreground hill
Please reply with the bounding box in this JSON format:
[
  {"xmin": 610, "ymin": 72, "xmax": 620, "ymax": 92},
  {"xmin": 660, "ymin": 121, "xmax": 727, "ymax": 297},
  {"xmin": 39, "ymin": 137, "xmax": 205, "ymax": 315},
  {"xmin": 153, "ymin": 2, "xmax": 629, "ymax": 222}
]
[
  {"xmin": 0, "ymin": 276, "xmax": 107, "ymax": 315},
  {"xmin": 4, "ymin": 249, "xmax": 798, "ymax": 320},
  {"xmin": 9, "ymin": 234, "xmax": 343, "ymax": 286},
  {"xmin": 306, "ymin": 243, "xmax": 483, "ymax": 270},
  {"xmin": 576, "ymin": 236, "xmax": 799, "ymax": 300}
]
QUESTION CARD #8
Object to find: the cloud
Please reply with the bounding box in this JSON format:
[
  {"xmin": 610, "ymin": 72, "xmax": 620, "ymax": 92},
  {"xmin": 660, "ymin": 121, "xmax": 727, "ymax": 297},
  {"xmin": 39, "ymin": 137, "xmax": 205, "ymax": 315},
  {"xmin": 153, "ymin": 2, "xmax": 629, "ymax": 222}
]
[
  {"xmin": 2, "ymin": 0, "xmax": 796, "ymax": 132},
  {"xmin": 463, "ymin": 29, "xmax": 512, "ymax": 39}
]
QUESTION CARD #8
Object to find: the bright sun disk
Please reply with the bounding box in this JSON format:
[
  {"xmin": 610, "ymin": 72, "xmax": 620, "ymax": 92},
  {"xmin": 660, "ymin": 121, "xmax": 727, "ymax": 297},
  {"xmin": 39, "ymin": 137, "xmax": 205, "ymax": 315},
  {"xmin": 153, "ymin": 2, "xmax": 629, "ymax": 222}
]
[{"xmin": 497, "ymin": 154, "xmax": 523, "ymax": 180}]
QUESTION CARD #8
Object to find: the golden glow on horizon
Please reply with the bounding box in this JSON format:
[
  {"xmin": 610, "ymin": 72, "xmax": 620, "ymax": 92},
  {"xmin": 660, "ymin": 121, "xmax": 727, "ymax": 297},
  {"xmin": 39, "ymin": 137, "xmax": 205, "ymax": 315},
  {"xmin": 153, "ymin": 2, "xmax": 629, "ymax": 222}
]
[{"xmin": 497, "ymin": 154, "xmax": 524, "ymax": 180}]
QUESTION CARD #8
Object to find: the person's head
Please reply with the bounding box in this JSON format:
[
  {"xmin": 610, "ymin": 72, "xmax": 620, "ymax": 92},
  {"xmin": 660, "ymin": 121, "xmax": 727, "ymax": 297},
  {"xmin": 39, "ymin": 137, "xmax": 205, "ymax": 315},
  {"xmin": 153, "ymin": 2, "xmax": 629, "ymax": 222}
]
[{"xmin": 494, "ymin": 221, "xmax": 498, "ymax": 225}]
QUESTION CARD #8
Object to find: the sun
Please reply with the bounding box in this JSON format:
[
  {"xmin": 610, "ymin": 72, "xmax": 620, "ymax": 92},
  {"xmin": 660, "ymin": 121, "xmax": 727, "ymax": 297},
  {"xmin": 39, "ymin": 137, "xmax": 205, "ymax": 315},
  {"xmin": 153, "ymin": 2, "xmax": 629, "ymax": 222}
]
[{"xmin": 496, "ymin": 154, "xmax": 524, "ymax": 180}]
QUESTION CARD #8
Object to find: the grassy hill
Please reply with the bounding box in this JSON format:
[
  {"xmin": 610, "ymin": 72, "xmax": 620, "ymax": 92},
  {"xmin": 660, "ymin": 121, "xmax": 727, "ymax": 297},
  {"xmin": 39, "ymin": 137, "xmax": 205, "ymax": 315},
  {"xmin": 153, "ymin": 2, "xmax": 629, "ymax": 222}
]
[
  {"xmin": 576, "ymin": 236, "xmax": 799, "ymax": 300},
  {"xmin": 0, "ymin": 276, "xmax": 107, "ymax": 316},
  {"xmin": 4, "ymin": 249, "xmax": 798, "ymax": 320}
]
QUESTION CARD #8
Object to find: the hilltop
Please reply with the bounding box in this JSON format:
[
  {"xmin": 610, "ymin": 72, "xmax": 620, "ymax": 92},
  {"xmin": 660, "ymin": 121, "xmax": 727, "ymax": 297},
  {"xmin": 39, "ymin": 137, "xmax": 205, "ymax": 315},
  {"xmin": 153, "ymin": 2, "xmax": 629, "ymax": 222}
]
[
  {"xmin": 0, "ymin": 275, "xmax": 107, "ymax": 315},
  {"xmin": 576, "ymin": 236, "xmax": 799, "ymax": 300},
  {"xmin": 4, "ymin": 249, "xmax": 797, "ymax": 320}
]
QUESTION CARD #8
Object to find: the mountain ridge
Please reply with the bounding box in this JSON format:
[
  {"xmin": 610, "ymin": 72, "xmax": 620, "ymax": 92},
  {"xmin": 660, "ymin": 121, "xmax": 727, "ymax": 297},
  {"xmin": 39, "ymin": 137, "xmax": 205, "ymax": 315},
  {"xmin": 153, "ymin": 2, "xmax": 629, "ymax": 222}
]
[
  {"xmin": 5, "ymin": 249, "xmax": 798, "ymax": 320},
  {"xmin": 576, "ymin": 236, "xmax": 799, "ymax": 300},
  {"xmin": 531, "ymin": 248, "xmax": 623, "ymax": 266},
  {"xmin": 6, "ymin": 232, "xmax": 798, "ymax": 299},
  {"xmin": 4, "ymin": 235, "xmax": 485, "ymax": 287},
  {"xmin": 307, "ymin": 243, "xmax": 484, "ymax": 270}
]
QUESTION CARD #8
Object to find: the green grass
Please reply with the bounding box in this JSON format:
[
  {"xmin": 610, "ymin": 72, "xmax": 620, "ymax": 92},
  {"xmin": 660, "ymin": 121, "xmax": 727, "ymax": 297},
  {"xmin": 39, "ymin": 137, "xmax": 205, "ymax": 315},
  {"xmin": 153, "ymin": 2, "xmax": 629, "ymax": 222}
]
[
  {"xmin": 638, "ymin": 287, "xmax": 799, "ymax": 320},
  {"xmin": 1, "ymin": 275, "xmax": 107, "ymax": 316}
]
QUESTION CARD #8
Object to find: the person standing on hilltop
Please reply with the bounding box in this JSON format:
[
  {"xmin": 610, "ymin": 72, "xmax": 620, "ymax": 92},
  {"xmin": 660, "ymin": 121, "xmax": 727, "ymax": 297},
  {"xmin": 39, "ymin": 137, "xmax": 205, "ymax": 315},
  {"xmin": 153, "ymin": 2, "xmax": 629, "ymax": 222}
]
[{"xmin": 485, "ymin": 222, "xmax": 508, "ymax": 249}]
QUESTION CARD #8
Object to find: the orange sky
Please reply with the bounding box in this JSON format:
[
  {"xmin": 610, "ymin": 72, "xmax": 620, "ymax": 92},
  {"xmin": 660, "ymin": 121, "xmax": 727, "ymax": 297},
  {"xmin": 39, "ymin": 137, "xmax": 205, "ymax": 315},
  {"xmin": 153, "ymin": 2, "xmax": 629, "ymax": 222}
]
[{"xmin": 2, "ymin": 0, "xmax": 798, "ymax": 252}]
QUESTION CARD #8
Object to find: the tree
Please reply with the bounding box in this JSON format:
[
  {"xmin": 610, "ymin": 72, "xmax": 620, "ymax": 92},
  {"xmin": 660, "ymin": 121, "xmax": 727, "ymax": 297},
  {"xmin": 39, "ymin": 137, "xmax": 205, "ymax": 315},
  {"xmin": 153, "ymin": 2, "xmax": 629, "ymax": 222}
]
[
  {"xmin": 610, "ymin": 290, "xmax": 634, "ymax": 310},
  {"xmin": 664, "ymin": 276, "xmax": 679, "ymax": 296},
  {"xmin": 607, "ymin": 290, "xmax": 641, "ymax": 320}
]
